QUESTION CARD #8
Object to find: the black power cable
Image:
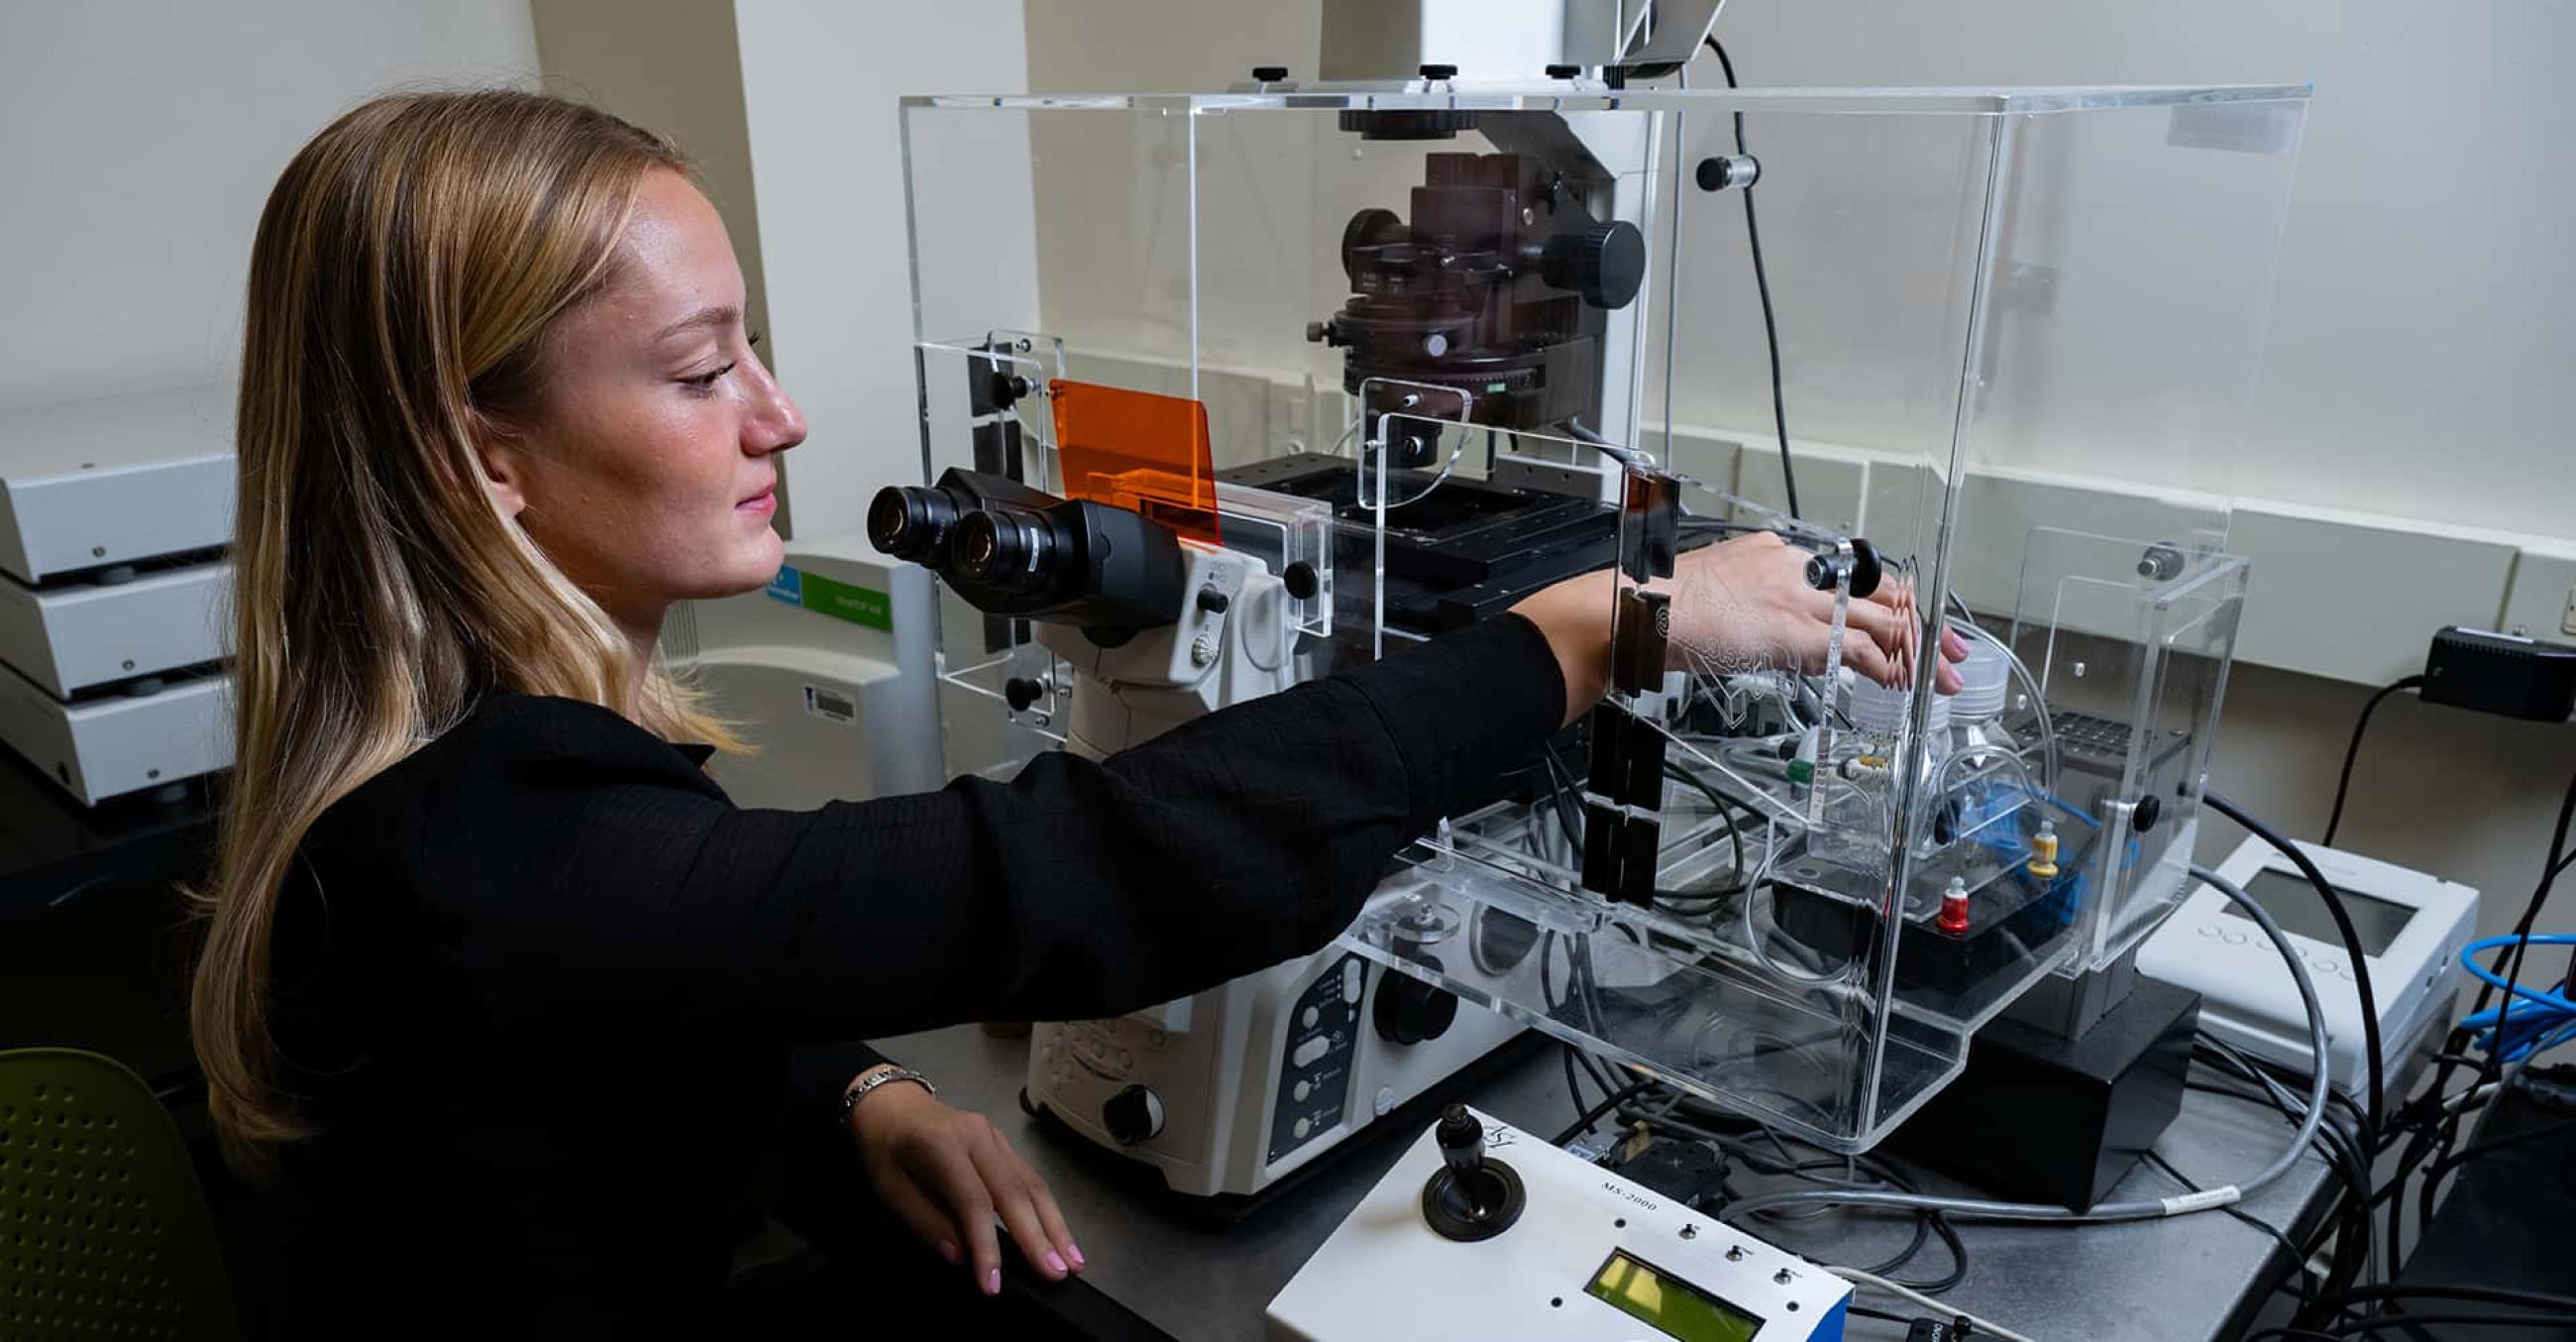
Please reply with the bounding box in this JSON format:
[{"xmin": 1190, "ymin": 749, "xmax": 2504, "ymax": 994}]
[
  {"xmin": 2204, "ymin": 790, "xmax": 2390, "ymax": 1143},
  {"xmin": 2320, "ymin": 674, "xmax": 2425, "ymax": 846},
  {"xmin": 1699, "ymin": 35, "xmax": 1798, "ymax": 520}
]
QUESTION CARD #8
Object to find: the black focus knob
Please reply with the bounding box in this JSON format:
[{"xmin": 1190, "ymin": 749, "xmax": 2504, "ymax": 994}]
[
  {"xmin": 1251, "ymin": 64, "xmax": 1289, "ymax": 81},
  {"xmin": 1546, "ymin": 63, "xmax": 1581, "ymax": 79},
  {"xmin": 1197, "ymin": 588, "xmax": 1231, "ymax": 615},
  {"xmin": 1102, "ymin": 1084, "xmax": 1164, "ymax": 1146},
  {"xmin": 1282, "ymin": 561, "xmax": 1320, "ymax": 602},
  {"xmin": 1375, "ymin": 971, "xmax": 1460, "ymax": 1046},
  {"xmin": 1005, "ymin": 677, "xmax": 1044, "ymax": 713},
  {"xmin": 1419, "ymin": 63, "xmax": 1459, "ymax": 80},
  {"xmin": 1341, "ymin": 207, "xmax": 1407, "ymax": 283},
  {"xmin": 1539, "ymin": 222, "xmax": 1646, "ymax": 309}
]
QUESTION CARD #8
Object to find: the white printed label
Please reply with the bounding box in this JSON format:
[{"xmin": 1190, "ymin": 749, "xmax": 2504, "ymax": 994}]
[{"xmin": 803, "ymin": 684, "xmax": 858, "ymax": 726}]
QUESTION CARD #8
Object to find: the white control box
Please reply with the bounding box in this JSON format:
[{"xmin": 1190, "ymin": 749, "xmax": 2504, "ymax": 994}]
[
  {"xmin": 0, "ymin": 660, "xmax": 231, "ymax": 805},
  {"xmin": 1271, "ymin": 1106, "xmax": 1852, "ymax": 1341},
  {"xmin": 0, "ymin": 387, "xmax": 235, "ymax": 585},
  {"xmin": 0, "ymin": 560, "xmax": 229, "ymax": 699},
  {"xmin": 2138, "ymin": 835, "xmax": 2478, "ymax": 1095}
]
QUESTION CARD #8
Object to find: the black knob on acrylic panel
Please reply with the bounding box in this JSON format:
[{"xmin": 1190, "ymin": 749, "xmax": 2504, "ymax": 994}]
[
  {"xmin": 1419, "ymin": 63, "xmax": 1459, "ymax": 80},
  {"xmin": 1005, "ymin": 677, "xmax": 1044, "ymax": 713},
  {"xmin": 1102, "ymin": 1084, "xmax": 1164, "ymax": 1146},
  {"xmin": 1848, "ymin": 538, "xmax": 1883, "ymax": 599},
  {"xmin": 1251, "ymin": 65, "xmax": 1289, "ymax": 81},
  {"xmin": 1808, "ymin": 538, "xmax": 1885, "ymax": 601},
  {"xmin": 1695, "ymin": 154, "xmax": 1761, "ymax": 192},
  {"xmin": 1539, "ymin": 222, "xmax": 1646, "ymax": 309},
  {"xmin": 1546, "ymin": 63, "xmax": 1581, "ymax": 79},
  {"xmin": 986, "ymin": 371, "xmax": 1033, "ymax": 406},
  {"xmin": 1282, "ymin": 562, "xmax": 1320, "ymax": 601}
]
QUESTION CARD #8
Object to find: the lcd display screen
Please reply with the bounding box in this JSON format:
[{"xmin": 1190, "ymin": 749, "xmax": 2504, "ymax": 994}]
[
  {"xmin": 1585, "ymin": 1250, "xmax": 1763, "ymax": 1342},
  {"xmin": 2219, "ymin": 867, "xmax": 2414, "ymax": 958}
]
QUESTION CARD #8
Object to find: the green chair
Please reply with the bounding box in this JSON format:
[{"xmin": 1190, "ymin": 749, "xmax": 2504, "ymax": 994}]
[{"xmin": 0, "ymin": 1048, "xmax": 234, "ymax": 1340}]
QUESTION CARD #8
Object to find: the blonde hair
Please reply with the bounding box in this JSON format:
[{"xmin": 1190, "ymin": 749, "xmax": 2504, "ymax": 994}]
[{"xmin": 193, "ymin": 89, "xmax": 742, "ymax": 1177}]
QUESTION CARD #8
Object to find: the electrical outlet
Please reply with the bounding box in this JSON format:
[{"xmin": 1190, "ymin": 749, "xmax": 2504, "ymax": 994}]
[{"xmin": 2562, "ymin": 584, "xmax": 2576, "ymax": 637}]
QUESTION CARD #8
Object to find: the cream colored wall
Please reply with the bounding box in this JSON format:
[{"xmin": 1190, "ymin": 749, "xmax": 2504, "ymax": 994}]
[{"xmin": 0, "ymin": 0, "xmax": 540, "ymax": 413}]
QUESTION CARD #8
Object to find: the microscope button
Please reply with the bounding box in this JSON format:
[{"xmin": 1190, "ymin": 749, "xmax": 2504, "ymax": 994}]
[
  {"xmin": 1342, "ymin": 960, "xmax": 1365, "ymax": 1003},
  {"xmin": 2197, "ymin": 925, "xmax": 2220, "ymax": 938},
  {"xmin": 2314, "ymin": 957, "xmax": 2341, "ymax": 975},
  {"xmin": 1294, "ymin": 1079, "xmax": 1312, "ymax": 1103},
  {"xmin": 1293, "ymin": 1117, "xmax": 1312, "ymax": 1140},
  {"xmin": 2221, "ymin": 931, "xmax": 2247, "ymax": 946},
  {"xmin": 1292, "ymin": 1036, "xmax": 1330, "ymax": 1068},
  {"xmin": 1374, "ymin": 1086, "xmax": 1396, "ymax": 1117},
  {"xmin": 1303, "ymin": 1005, "xmax": 1322, "ymax": 1030}
]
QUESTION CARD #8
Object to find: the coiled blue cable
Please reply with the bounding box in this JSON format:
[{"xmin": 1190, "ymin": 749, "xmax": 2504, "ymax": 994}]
[{"xmin": 2458, "ymin": 933, "xmax": 2576, "ymax": 1062}]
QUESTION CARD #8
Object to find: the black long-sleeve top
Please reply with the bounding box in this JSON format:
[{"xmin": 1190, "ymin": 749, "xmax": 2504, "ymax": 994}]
[{"xmin": 263, "ymin": 614, "xmax": 1565, "ymax": 1334}]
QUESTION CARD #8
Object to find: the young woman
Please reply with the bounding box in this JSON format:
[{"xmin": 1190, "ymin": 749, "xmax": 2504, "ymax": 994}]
[{"xmin": 190, "ymin": 89, "xmax": 1954, "ymax": 1334}]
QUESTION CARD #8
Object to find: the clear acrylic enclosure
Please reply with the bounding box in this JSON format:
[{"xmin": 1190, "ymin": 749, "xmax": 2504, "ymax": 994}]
[{"xmin": 899, "ymin": 83, "xmax": 2305, "ymax": 1150}]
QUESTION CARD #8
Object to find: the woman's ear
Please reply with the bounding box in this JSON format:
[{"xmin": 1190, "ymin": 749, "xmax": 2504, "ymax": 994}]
[{"xmin": 468, "ymin": 412, "xmax": 530, "ymax": 519}]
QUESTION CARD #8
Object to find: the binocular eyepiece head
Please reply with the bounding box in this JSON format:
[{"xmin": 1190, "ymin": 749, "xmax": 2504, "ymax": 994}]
[
  {"xmin": 868, "ymin": 470, "xmax": 1189, "ymax": 632},
  {"xmin": 872, "ymin": 484, "xmax": 1066, "ymax": 595}
]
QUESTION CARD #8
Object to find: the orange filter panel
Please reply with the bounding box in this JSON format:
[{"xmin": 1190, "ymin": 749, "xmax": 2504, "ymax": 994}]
[{"xmin": 1049, "ymin": 380, "xmax": 1223, "ymax": 547}]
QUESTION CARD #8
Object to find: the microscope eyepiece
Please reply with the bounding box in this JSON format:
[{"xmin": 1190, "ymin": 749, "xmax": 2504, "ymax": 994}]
[
  {"xmin": 952, "ymin": 505, "xmax": 1057, "ymax": 592},
  {"xmin": 868, "ymin": 485, "xmax": 959, "ymax": 564}
]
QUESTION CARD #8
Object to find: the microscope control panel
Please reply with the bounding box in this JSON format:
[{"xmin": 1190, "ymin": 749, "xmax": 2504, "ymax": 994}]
[{"xmin": 1268, "ymin": 953, "xmax": 1366, "ymax": 1164}]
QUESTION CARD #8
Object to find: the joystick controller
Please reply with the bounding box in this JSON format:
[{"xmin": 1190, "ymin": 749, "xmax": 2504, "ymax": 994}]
[{"xmin": 1419, "ymin": 1104, "xmax": 1526, "ymax": 1242}]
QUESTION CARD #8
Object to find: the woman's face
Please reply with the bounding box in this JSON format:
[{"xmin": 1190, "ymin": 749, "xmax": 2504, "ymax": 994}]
[{"xmin": 478, "ymin": 168, "xmax": 805, "ymax": 636}]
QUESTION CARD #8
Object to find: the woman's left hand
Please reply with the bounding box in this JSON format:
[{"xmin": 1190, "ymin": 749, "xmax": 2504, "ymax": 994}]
[{"xmin": 845, "ymin": 1068, "xmax": 1084, "ymax": 1296}]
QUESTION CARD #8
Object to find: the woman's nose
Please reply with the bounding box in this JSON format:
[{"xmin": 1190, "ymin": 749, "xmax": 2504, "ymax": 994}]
[{"xmin": 746, "ymin": 359, "xmax": 806, "ymax": 454}]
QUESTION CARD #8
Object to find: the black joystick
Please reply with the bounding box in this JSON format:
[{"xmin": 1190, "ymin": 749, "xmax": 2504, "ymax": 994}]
[{"xmin": 1421, "ymin": 1104, "xmax": 1526, "ymax": 1242}]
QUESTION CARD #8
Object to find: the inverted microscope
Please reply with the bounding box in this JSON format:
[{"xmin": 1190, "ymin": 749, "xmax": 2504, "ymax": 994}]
[{"xmin": 878, "ymin": 0, "xmax": 2308, "ymax": 1331}]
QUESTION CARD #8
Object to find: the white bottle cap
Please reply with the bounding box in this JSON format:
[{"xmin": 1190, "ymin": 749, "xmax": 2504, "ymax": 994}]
[
  {"xmin": 1951, "ymin": 639, "xmax": 2012, "ymax": 721},
  {"xmin": 1848, "ymin": 675, "xmax": 1950, "ymax": 738}
]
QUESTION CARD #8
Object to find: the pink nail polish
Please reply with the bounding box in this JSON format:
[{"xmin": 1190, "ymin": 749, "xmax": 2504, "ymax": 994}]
[
  {"xmin": 1067, "ymin": 1243, "xmax": 1086, "ymax": 1269},
  {"xmin": 986, "ymin": 1268, "xmax": 1002, "ymax": 1295},
  {"xmin": 1045, "ymin": 1251, "xmax": 1068, "ymax": 1276},
  {"xmin": 938, "ymin": 1239, "xmax": 960, "ymax": 1265}
]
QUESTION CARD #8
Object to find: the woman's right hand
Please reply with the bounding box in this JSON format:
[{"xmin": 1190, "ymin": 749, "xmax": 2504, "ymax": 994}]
[{"xmin": 1510, "ymin": 531, "xmax": 1966, "ymax": 727}]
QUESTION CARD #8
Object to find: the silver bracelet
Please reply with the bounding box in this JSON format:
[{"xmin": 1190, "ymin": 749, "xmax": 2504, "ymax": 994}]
[{"xmin": 839, "ymin": 1065, "xmax": 936, "ymax": 1126}]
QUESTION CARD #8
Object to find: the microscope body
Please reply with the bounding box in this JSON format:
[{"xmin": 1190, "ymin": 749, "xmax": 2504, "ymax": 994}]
[{"xmin": 1021, "ymin": 541, "xmax": 1522, "ymax": 1201}]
